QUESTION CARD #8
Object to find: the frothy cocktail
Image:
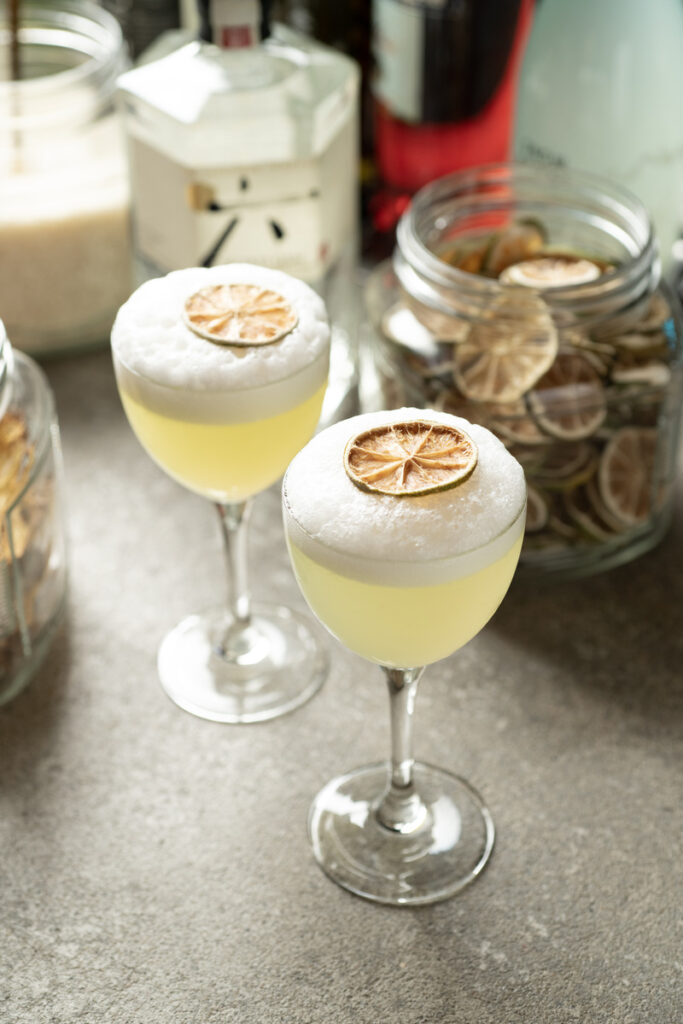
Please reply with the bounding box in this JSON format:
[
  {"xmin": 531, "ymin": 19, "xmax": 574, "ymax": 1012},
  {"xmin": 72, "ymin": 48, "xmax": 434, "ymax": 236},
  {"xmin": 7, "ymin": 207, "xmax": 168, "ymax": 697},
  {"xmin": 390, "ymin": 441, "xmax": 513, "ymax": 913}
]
[
  {"xmin": 283, "ymin": 408, "xmax": 526, "ymax": 668},
  {"xmin": 283, "ymin": 407, "xmax": 526, "ymax": 905},
  {"xmin": 111, "ymin": 263, "xmax": 331, "ymax": 724},
  {"xmin": 112, "ymin": 264, "xmax": 330, "ymax": 503}
]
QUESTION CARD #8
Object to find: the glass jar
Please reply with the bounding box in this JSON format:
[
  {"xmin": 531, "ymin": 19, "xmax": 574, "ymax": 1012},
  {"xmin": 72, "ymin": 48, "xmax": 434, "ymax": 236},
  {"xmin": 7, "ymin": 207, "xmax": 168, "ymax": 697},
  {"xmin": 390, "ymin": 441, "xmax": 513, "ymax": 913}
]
[
  {"xmin": 365, "ymin": 163, "xmax": 683, "ymax": 576},
  {"xmin": 0, "ymin": 321, "xmax": 68, "ymax": 705},
  {"xmin": 0, "ymin": 0, "xmax": 132, "ymax": 356}
]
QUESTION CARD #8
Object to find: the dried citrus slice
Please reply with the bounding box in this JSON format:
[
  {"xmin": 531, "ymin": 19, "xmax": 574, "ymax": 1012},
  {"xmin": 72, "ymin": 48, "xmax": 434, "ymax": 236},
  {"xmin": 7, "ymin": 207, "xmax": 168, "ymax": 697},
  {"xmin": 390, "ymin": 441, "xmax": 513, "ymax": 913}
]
[
  {"xmin": 598, "ymin": 427, "xmax": 658, "ymax": 526},
  {"xmin": 637, "ymin": 292, "xmax": 671, "ymax": 333},
  {"xmin": 183, "ymin": 283, "xmax": 298, "ymax": 346},
  {"xmin": 527, "ymin": 352, "xmax": 607, "ymax": 441},
  {"xmin": 487, "ymin": 399, "xmax": 549, "ymax": 447},
  {"xmin": 533, "ymin": 441, "xmax": 598, "ymax": 491},
  {"xmin": 585, "ymin": 474, "xmax": 628, "ymax": 533},
  {"xmin": 344, "ymin": 420, "xmax": 478, "ymax": 497},
  {"xmin": 611, "ymin": 332, "xmax": 669, "ymax": 357},
  {"xmin": 453, "ymin": 294, "xmax": 558, "ymax": 403},
  {"xmin": 484, "ymin": 219, "xmax": 546, "ymax": 277},
  {"xmin": 525, "ymin": 485, "xmax": 549, "ymax": 534},
  {"xmin": 0, "ymin": 412, "xmax": 33, "ymax": 513},
  {"xmin": 500, "ymin": 255, "xmax": 601, "ymax": 288},
  {"xmin": 440, "ymin": 238, "xmax": 489, "ymax": 275},
  {"xmin": 402, "ymin": 292, "xmax": 470, "ymax": 343},
  {"xmin": 563, "ymin": 327, "xmax": 616, "ymax": 368},
  {"xmin": 612, "ymin": 361, "xmax": 671, "ymax": 388},
  {"xmin": 562, "ymin": 486, "xmax": 614, "ymax": 542}
]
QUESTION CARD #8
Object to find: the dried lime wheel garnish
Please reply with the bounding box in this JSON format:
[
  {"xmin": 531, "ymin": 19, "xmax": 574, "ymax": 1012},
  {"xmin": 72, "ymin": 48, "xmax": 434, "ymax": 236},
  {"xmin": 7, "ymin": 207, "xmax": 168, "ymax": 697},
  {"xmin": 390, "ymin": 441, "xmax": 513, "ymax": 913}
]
[
  {"xmin": 453, "ymin": 294, "xmax": 558, "ymax": 404},
  {"xmin": 344, "ymin": 420, "xmax": 478, "ymax": 497},
  {"xmin": 183, "ymin": 283, "xmax": 298, "ymax": 346}
]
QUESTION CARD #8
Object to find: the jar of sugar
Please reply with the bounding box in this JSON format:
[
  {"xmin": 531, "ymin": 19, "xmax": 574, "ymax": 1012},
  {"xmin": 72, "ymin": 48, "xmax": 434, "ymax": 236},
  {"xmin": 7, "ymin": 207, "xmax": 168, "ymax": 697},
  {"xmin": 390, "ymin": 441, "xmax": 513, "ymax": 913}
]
[{"xmin": 0, "ymin": 0, "xmax": 132, "ymax": 356}]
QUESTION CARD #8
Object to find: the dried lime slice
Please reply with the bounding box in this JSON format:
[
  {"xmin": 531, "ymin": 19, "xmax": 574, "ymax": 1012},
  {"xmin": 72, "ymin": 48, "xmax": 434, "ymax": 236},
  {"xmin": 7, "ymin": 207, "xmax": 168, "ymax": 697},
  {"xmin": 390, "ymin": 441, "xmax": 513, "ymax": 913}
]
[
  {"xmin": 344, "ymin": 420, "xmax": 478, "ymax": 497},
  {"xmin": 500, "ymin": 255, "xmax": 601, "ymax": 288},
  {"xmin": 585, "ymin": 474, "xmax": 628, "ymax": 533},
  {"xmin": 183, "ymin": 283, "xmax": 298, "ymax": 346},
  {"xmin": 488, "ymin": 399, "xmax": 549, "ymax": 447},
  {"xmin": 402, "ymin": 292, "xmax": 470, "ymax": 343},
  {"xmin": 525, "ymin": 485, "xmax": 549, "ymax": 534},
  {"xmin": 527, "ymin": 352, "xmax": 607, "ymax": 441},
  {"xmin": 453, "ymin": 294, "xmax": 558, "ymax": 403},
  {"xmin": 484, "ymin": 219, "xmax": 546, "ymax": 277},
  {"xmin": 598, "ymin": 427, "xmax": 658, "ymax": 526},
  {"xmin": 563, "ymin": 328, "xmax": 616, "ymax": 369},
  {"xmin": 440, "ymin": 238, "xmax": 490, "ymax": 275},
  {"xmin": 611, "ymin": 332, "xmax": 669, "ymax": 357},
  {"xmin": 637, "ymin": 293, "xmax": 671, "ymax": 333},
  {"xmin": 0, "ymin": 412, "xmax": 33, "ymax": 513},
  {"xmin": 562, "ymin": 485, "xmax": 614, "ymax": 542},
  {"xmin": 533, "ymin": 441, "xmax": 598, "ymax": 491},
  {"xmin": 612, "ymin": 362, "xmax": 671, "ymax": 388}
]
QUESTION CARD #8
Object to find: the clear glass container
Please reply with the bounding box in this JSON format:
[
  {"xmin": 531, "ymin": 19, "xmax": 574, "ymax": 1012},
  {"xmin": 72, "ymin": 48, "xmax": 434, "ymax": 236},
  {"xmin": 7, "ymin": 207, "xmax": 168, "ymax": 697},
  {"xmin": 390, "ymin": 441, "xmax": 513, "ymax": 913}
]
[
  {"xmin": 365, "ymin": 163, "xmax": 683, "ymax": 577},
  {"xmin": 0, "ymin": 320, "xmax": 68, "ymax": 705},
  {"xmin": 0, "ymin": 0, "xmax": 132, "ymax": 356}
]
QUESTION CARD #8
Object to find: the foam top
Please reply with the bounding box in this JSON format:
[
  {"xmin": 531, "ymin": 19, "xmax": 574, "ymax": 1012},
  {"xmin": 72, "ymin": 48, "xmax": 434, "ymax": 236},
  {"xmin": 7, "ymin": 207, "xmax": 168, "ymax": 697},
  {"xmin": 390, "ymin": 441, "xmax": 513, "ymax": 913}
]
[
  {"xmin": 111, "ymin": 264, "xmax": 330, "ymax": 392},
  {"xmin": 283, "ymin": 408, "xmax": 527, "ymax": 584}
]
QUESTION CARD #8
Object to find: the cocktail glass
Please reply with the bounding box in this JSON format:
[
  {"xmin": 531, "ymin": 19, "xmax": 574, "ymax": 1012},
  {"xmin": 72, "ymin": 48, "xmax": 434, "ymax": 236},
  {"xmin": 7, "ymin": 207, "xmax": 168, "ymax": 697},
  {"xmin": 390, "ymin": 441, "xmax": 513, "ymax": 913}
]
[
  {"xmin": 112, "ymin": 265, "xmax": 330, "ymax": 723},
  {"xmin": 282, "ymin": 410, "xmax": 526, "ymax": 904}
]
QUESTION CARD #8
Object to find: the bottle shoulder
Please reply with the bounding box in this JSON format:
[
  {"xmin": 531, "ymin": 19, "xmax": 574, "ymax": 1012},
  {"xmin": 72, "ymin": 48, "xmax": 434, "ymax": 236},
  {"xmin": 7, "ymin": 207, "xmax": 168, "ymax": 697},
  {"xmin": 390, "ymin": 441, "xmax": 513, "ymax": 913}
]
[{"xmin": 117, "ymin": 25, "xmax": 358, "ymax": 125}]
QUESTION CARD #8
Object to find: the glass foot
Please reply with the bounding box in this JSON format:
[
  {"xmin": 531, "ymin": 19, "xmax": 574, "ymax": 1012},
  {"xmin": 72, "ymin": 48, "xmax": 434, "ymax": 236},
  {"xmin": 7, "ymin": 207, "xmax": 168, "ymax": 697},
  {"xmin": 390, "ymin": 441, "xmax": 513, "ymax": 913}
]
[
  {"xmin": 308, "ymin": 762, "xmax": 494, "ymax": 905},
  {"xmin": 157, "ymin": 601, "xmax": 328, "ymax": 723}
]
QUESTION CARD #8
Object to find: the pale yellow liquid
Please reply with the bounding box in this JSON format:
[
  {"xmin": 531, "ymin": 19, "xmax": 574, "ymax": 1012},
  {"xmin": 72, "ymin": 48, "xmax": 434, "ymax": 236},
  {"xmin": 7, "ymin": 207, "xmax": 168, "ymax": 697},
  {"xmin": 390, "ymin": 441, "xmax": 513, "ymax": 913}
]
[
  {"xmin": 120, "ymin": 383, "xmax": 326, "ymax": 502},
  {"xmin": 287, "ymin": 533, "xmax": 523, "ymax": 668}
]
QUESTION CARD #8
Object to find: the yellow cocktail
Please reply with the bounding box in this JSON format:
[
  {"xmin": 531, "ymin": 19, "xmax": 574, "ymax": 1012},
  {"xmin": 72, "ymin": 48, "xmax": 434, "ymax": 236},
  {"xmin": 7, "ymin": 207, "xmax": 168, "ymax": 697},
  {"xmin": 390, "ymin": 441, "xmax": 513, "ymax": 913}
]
[
  {"xmin": 282, "ymin": 407, "xmax": 526, "ymax": 905},
  {"xmin": 285, "ymin": 524, "xmax": 523, "ymax": 669},
  {"xmin": 111, "ymin": 263, "xmax": 331, "ymax": 723},
  {"xmin": 116, "ymin": 362, "xmax": 327, "ymax": 502}
]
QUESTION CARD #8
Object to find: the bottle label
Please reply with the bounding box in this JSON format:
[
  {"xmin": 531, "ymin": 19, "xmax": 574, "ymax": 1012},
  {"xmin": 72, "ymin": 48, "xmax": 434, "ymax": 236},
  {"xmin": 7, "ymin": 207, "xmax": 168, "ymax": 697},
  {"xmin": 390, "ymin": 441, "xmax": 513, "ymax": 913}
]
[
  {"xmin": 209, "ymin": 0, "xmax": 260, "ymax": 47},
  {"xmin": 127, "ymin": 121, "xmax": 356, "ymax": 284}
]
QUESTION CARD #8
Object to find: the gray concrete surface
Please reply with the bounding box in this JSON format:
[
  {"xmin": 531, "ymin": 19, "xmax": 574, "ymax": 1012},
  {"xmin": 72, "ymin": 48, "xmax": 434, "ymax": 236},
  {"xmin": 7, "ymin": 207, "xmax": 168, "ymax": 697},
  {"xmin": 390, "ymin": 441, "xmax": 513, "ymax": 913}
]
[{"xmin": 1, "ymin": 351, "xmax": 681, "ymax": 1024}]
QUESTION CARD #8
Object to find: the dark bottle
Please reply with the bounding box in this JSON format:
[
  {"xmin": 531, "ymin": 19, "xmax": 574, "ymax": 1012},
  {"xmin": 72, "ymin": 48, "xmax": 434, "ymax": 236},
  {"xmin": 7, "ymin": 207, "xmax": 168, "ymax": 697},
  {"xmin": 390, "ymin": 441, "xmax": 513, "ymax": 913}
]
[{"xmin": 370, "ymin": 0, "xmax": 534, "ymax": 236}]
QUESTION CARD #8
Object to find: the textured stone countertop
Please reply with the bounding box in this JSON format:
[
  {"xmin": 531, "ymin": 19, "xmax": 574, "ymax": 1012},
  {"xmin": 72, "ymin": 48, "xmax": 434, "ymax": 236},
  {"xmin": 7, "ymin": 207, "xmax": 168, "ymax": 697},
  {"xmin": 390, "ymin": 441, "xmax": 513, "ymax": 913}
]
[{"xmin": 1, "ymin": 351, "xmax": 681, "ymax": 1024}]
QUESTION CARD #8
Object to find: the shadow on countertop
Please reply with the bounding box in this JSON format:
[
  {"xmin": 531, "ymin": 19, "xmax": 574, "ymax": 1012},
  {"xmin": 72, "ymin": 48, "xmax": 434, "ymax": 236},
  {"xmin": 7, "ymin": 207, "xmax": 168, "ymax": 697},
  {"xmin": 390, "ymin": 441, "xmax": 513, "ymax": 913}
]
[{"xmin": 490, "ymin": 504, "xmax": 683, "ymax": 733}]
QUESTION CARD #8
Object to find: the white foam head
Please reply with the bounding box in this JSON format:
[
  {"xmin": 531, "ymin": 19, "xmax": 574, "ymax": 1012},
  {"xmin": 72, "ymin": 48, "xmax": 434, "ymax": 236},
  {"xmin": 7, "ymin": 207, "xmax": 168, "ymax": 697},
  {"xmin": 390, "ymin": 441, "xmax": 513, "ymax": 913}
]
[
  {"xmin": 283, "ymin": 408, "xmax": 527, "ymax": 585},
  {"xmin": 111, "ymin": 264, "xmax": 330, "ymax": 419}
]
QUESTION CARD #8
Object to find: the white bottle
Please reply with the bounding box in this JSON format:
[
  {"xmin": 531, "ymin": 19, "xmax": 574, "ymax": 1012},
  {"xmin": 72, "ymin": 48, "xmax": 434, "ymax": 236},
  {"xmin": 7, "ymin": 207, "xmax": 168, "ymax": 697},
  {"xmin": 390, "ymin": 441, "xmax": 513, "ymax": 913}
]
[{"xmin": 514, "ymin": 0, "xmax": 683, "ymax": 267}]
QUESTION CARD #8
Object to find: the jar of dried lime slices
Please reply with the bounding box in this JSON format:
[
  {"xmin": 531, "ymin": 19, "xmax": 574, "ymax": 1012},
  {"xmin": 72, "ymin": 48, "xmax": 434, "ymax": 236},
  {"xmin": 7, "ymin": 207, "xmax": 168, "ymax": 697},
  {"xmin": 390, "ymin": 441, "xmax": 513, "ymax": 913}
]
[
  {"xmin": 0, "ymin": 321, "xmax": 68, "ymax": 704},
  {"xmin": 365, "ymin": 164, "xmax": 683, "ymax": 576}
]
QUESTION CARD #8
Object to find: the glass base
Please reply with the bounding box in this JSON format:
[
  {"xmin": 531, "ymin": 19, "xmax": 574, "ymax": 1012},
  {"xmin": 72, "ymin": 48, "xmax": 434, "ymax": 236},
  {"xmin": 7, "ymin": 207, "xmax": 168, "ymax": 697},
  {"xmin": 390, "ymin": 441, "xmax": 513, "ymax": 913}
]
[
  {"xmin": 157, "ymin": 601, "xmax": 328, "ymax": 723},
  {"xmin": 309, "ymin": 762, "xmax": 495, "ymax": 906}
]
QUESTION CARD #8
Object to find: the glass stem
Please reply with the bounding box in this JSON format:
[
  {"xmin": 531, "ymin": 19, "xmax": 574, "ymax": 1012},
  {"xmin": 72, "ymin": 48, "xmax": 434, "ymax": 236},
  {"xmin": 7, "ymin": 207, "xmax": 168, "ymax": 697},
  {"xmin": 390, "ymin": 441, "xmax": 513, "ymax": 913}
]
[
  {"xmin": 376, "ymin": 666, "xmax": 428, "ymax": 834},
  {"xmin": 216, "ymin": 500, "xmax": 253, "ymax": 655}
]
